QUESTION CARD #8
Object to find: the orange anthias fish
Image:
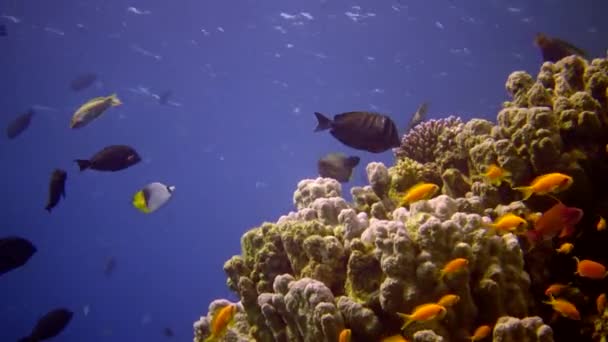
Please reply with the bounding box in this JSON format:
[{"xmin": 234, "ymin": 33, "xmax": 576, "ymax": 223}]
[
  {"xmin": 544, "ymin": 283, "xmax": 570, "ymax": 297},
  {"xmin": 397, "ymin": 303, "xmax": 447, "ymax": 329},
  {"xmin": 597, "ymin": 294, "xmax": 606, "ymax": 314},
  {"xmin": 338, "ymin": 328, "xmax": 351, "ymax": 342},
  {"xmin": 205, "ymin": 304, "xmax": 237, "ymax": 342},
  {"xmin": 400, "ymin": 183, "xmax": 439, "ymax": 206},
  {"xmin": 439, "ymin": 258, "xmax": 469, "ymax": 280},
  {"xmin": 525, "ymin": 202, "xmax": 583, "ymax": 247},
  {"xmin": 513, "ymin": 173, "xmax": 573, "ymax": 200},
  {"xmin": 556, "ymin": 242, "xmax": 574, "ymax": 254},
  {"xmin": 597, "ymin": 216, "xmax": 606, "ymax": 231},
  {"xmin": 468, "ymin": 325, "xmax": 492, "ymax": 342},
  {"xmin": 482, "ymin": 164, "xmax": 511, "ymax": 186},
  {"xmin": 436, "ymin": 294, "xmax": 460, "ymax": 308},
  {"xmin": 573, "ymin": 257, "xmax": 607, "ymax": 279},
  {"xmin": 484, "ymin": 213, "xmax": 528, "ymax": 235},
  {"xmin": 381, "ymin": 334, "xmax": 409, "ymax": 342},
  {"xmin": 543, "ymin": 295, "xmax": 580, "ymax": 320}
]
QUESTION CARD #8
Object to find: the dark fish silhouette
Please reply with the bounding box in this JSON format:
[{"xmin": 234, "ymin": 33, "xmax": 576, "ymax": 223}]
[
  {"xmin": 18, "ymin": 308, "xmax": 73, "ymax": 342},
  {"xmin": 6, "ymin": 109, "xmax": 35, "ymax": 139},
  {"xmin": 45, "ymin": 169, "xmax": 67, "ymax": 212},
  {"xmin": 104, "ymin": 256, "xmax": 116, "ymax": 276},
  {"xmin": 158, "ymin": 90, "xmax": 172, "ymax": 105},
  {"xmin": 70, "ymin": 72, "xmax": 98, "ymax": 91},
  {"xmin": 406, "ymin": 102, "xmax": 429, "ymax": 131},
  {"xmin": 314, "ymin": 111, "xmax": 400, "ymax": 153},
  {"xmin": 0, "ymin": 24, "xmax": 6, "ymax": 36},
  {"xmin": 534, "ymin": 33, "xmax": 586, "ymax": 63},
  {"xmin": 163, "ymin": 327, "xmax": 174, "ymax": 337},
  {"xmin": 75, "ymin": 145, "xmax": 141, "ymax": 172},
  {"xmin": 318, "ymin": 153, "xmax": 360, "ymax": 183},
  {"xmin": 0, "ymin": 236, "xmax": 36, "ymax": 276}
]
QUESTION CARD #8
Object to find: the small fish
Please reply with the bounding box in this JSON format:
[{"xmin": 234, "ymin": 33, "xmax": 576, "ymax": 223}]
[
  {"xmin": 525, "ymin": 201, "xmax": 583, "ymax": 248},
  {"xmin": 482, "ymin": 164, "xmax": 511, "ymax": 186},
  {"xmin": 70, "ymin": 73, "xmax": 98, "ymax": 91},
  {"xmin": 206, "ymin": 304, "xmax": 237, "ymax": 341},
  {"xmin": 132, "ymin": 182, "xmax": 176, "ymax": 213},
  {"xmin": 406, "ymin": 102, "xmax": 429, "ymax": 131},
  {"xmin": 18, "ymin": 308, "xmax": 74, "ymax": 342},
  {"xmin": 543, "ymin": 295, "xmax": 580, "ymax": 320},
  {"xmin": 573, "ymin": 257, "xmax": 607, "ymax": 279},
  {"xmin": 513, "ymin": 173, "xmax": 573, "ymax": 200},
  {"xmin": 597, "ymin": 293, "xmax": 606, "ymax": 314},
  {"xmin": 104, "ymin": 257, "xmax": 116, "ymax": 276},
  {"xmin": 544, "ymin": 283, "xmax": 570, "ymax": 297},
  {"xmin": 439, "ymin": 258, "xmax": 468, "ymax": 280},
  {"xmin": 597, "ymin": 216, "xmax": 606, "ymax": 231},
  {"xmin": 317, "ymin": 153, "xmax": 360, "ymax": 183},
  {"xmin": 75, "ymin": 145, "xmax": 141, "ymax": 172},
  {"xmin": 468, "ymin": 325, "xmax": 491, "ymax": 341},
  {"xmin": 397, "ymin": 303, "xmax": 447, "ymax": 329},
  {"xmin": 0, "ymin": 236, "xmax": 36, "ymax": 276},
  {"xmin": 338, "ymin": 328, "xmax": 351, "ymax": 342},
  {"xmin": 556, "ymin": 242, "xmax": 574, "ymax": 254},
  {"xmin": 45, "ymin": 169, "xmax": 67, "ymax": 212},
  {"xmin": 381, "ymin": 335, "xmax": 409, "ymax": 342},
  {"xmin": 534, "ymin": 33, "xmax": 586, "ymax": 63},
  {"xmin": 400, "ymin": 183, "xmax": 439, "ymax": 206},
  {"xmin": 163, "ymin": 327, "xmax": 174, "ymax": 337},
  {"xmin": 313, "ymin": 111, "xmax": 401, "ymax": 153},
  {"xmin": 436, "ymin": 294, "xmax": 460, "ymax": 308},
  {"xmin": 6, "ymin": 109, "xmax": 35, "ymax": 139},
  {"xmin": 484, "ymin": 213, "xmax": 527, "ymax": 235},
  {"xmin": 70, "ymin": 93, "xmax": 121, "ymax": 129}
]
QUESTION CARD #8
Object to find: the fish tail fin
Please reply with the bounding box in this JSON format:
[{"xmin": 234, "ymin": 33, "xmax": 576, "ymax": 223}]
[
  {"xmin": 397, "ymin": 312, "xmax": 412, "ymax": 330},
  {"xmin": 346, "ymin": 156, "xmax": 360, "ymax": 168},
  {"xmin": 313, "ymin": 112, "xmax": 332, "ymax": 132},
  {"xmin": 75, "ymin": 159, "xmax": 91, "ymax": 171},
  {"xmin": 514, "ymin": 186, "xmax": 533, "ymax": 200},
  {"xmin": 110, "ymin": 93, "xmax": 122, "ymax": 106}
]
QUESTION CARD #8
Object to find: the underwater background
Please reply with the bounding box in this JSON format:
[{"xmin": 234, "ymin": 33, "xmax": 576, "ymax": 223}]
[{"xmin": 2, "ymin": 0, "xmax": 608, "ymax": 341}]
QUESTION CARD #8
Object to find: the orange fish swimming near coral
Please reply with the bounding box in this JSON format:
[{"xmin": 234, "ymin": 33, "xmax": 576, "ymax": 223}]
[
  {"xmin": 468, "ymin": 325, "xmax": 492, "ymax": 341},
  {"xmin": 556, "ymin": 242, "xmax": 574, "ymax": 254},
  {"xmin": 513, "ymin": 172, "xmax": 573, "ymax": 200},
  {"xmin": 205, "ymin": 304, "xmax": 237, "ymax": 342},
  {"xmin": 482, "ymin": 164, "xmax": 512, "ymax": 186},
  {"xmin": 544, "ymin": 283, "xmax": 570, "ymax": 297},
  {"xmin": 597, "ymin": 294, "xmax": 606, "ymax": 314},
  {"xmin": 573, "ymin": 257, "xmax": 607, "ymax": 279},
  {"xmin": 338, "ymin": 328, "xmax": 351, "ymax": 342},
  {"xmin": 397, "ymin": 303, "xmax": 447, "ymax": 329},
  {"xmin": 439, "ymin": 258, "xmax": 469, "ymax": 280},
  {"xmin": 597, "ymin": 216, "xmax": 606, "ymax": 231},
  {"xmin": 436, "ymin": 294, "xmax": 460, "ymax": 308},
  {"xmin": 400, "ymin": 182, "xmax": 439, "ymax": 206},
  {"xmin": 525, "ymin": 201, "xmax": 583, "ymax": 248},
  {"xmin": 543, "ymin": 295, "xmax": 580, "ymax": 320},
  {"xmin": 484, "ymin": 213, "xmax": 528, "ymax": 235}
]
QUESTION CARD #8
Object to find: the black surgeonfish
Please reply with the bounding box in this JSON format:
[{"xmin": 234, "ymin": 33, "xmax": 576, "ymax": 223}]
[
  {"xmin": 0, "ymin": 236, "xmax": 36, "ymax": 276},
  {"xmin": 534, "ymin": 33, "xmax": 586, "ymax": 63},
  {"xmin": 18, "ymin": 308, "xmax": 73, "ymax": 342},
  {"xmin": 6, "ymin": 109, "xmax": 35, "ymax": 139},
  {"xmin": 314, "ymin": 111, "xmax": 400, "ymax": 153},
  {"xmin": 75, "ymin": 145, "xmax": 141, "ymax": 172},
  {"xmin": 318, "ymin": 153, "xmax": 360, "ymax": 182},
  {"xmin": 163, "ymin": 327, "xmax": 174, "ymax": 337},
  {"xmin": 45, "ymin": 169, "xmax": 67, "ymax": 212},
  {"xmin": 69, "ymin": 72, "xmax": 97, "ymax": 91}
]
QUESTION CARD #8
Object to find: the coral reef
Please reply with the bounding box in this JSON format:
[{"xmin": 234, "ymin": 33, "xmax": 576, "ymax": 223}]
[{"xmin": 194, "ymin": 54, "xmax": 608, "ymax": 342}]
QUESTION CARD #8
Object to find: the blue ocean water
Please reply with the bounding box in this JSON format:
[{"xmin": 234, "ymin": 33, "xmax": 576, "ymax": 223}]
[{"xmin": 0, "ymin": 0, "xmax": 606, "ymax": 340}]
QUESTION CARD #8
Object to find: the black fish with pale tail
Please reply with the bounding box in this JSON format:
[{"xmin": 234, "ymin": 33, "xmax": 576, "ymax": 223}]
[
  {"xmin": 0, "ymin": 236, "xmax": 36, "ymax": 276},
  {"xmin": 69, "ymin": 72, "xmax": 97, "ymax": 91},
  {"xmin": 6, "ymin": 109, "xmax": 35, "ymax": 139},
  {"xmin": 318, "ymin": 153, "xmax": 360, "ymax": 183},
  {"xmin": 45, "ymin": 169, "xmax": 67, "ymax": 212},
  {"xmin": 75, "ymin": 145, "xmax": 141, "ymax": 172},
  {"xmin": 18, "ymin": 308, "xmax": 73, "ymax": 342},
  {"xmin": 534, "ymin": 33, "xmax": 586, "ymax": 63},
  {"xmin": 314, "ymin": 111, "xmax": 400, "ymax": 153}
]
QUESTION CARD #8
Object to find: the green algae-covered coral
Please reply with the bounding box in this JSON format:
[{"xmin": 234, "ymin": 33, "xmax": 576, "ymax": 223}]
[{"xmin": 195, "ymin": 54, "xmax": 608, "ymax": 342}]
